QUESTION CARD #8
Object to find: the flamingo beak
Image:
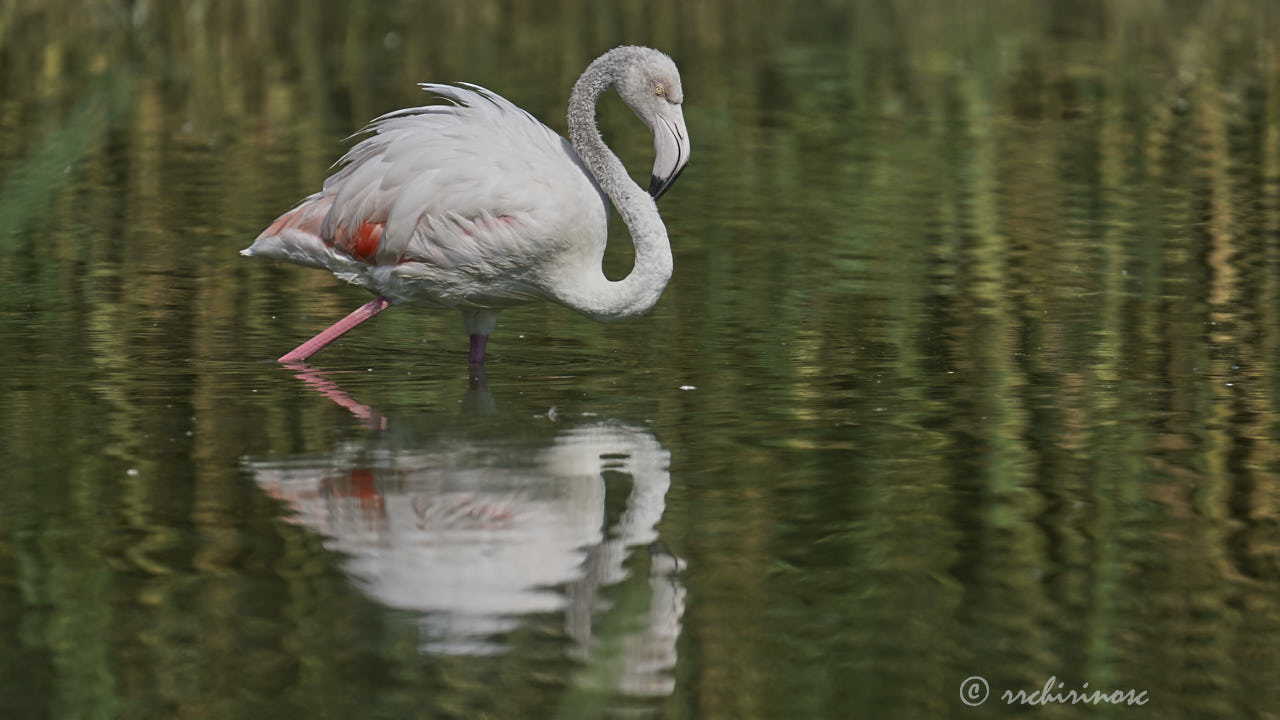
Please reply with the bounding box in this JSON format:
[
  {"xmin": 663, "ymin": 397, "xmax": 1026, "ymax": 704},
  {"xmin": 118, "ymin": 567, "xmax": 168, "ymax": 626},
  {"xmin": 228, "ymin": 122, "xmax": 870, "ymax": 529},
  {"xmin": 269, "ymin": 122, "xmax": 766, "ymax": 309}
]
[{"xmin": 648, "ymin": 105, "xmax": 690, "ymax": 201}]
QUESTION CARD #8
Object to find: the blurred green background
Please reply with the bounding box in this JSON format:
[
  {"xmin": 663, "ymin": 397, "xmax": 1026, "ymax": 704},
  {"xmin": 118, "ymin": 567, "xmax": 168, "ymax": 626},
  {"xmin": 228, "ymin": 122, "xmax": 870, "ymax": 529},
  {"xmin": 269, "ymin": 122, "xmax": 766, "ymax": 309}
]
[{"xmin": 2, "ymin": 0, "xmax": 1280, "ymax": 717}]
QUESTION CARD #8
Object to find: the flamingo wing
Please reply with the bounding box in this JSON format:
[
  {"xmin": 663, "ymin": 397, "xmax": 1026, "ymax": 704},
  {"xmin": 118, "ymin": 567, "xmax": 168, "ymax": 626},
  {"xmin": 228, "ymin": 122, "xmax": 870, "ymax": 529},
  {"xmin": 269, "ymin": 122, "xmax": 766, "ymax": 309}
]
[{"xmin": 243, "ymin": 84, "xmax": 608, "ymax": 306}]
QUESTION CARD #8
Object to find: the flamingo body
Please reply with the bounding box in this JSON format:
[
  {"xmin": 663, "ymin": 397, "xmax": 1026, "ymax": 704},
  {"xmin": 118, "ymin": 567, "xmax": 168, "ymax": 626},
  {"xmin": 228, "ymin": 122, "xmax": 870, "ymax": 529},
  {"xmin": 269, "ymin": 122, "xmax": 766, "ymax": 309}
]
[
  {"xmin": 244, "ymin": 47, "xmax": 690, "ymax": 365},
  {"xmin": 246, "ymin": 84, "xmax": 608, "ymax": 311}
]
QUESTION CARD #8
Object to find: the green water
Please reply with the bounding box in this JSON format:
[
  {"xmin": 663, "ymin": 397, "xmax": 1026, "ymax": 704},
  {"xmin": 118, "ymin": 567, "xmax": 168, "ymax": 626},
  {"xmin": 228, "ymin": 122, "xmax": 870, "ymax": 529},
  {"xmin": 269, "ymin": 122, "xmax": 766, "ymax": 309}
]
[{"xmin": 3, "ymin": 1, "xmax": 1280, "ymax": 718}]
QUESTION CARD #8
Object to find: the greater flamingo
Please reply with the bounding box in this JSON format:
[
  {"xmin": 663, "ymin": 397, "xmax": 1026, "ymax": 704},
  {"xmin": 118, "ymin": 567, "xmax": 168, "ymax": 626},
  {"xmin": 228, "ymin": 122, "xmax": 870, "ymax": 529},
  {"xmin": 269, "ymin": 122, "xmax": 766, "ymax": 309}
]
[{"xmin": 242, "ymin": 46, "xmax": 690, "ymax": 365}]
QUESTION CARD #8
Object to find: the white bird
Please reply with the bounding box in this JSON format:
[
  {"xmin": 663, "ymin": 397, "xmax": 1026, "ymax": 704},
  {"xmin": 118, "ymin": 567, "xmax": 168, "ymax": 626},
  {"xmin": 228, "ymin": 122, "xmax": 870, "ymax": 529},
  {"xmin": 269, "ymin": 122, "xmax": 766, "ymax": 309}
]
[{"xmin": 242, "ymin": 46, "xmax": 691, "ymax": 365}]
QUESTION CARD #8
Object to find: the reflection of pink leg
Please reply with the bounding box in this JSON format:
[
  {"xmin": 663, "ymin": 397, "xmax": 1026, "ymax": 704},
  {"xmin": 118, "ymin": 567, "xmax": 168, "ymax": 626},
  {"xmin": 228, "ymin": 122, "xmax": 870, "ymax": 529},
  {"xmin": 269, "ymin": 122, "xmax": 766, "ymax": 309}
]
[
  {"xmin": 468, "ymin": 334, "xmax": 489, "ymax": 365},
  {"xmin": 278, "ymin": 296, "xmax": 391, "ymax": 363},
  {"xmin": 282, "ymin": 362, "xmax": 388, "ymax": 431}
]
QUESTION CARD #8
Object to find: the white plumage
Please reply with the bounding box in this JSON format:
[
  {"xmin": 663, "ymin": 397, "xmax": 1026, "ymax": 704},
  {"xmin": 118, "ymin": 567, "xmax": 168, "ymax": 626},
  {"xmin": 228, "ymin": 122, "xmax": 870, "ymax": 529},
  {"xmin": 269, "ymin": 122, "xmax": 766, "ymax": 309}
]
[{"xmin": 242, "ymin": 46, "xmax": 691, "ymax": 365}]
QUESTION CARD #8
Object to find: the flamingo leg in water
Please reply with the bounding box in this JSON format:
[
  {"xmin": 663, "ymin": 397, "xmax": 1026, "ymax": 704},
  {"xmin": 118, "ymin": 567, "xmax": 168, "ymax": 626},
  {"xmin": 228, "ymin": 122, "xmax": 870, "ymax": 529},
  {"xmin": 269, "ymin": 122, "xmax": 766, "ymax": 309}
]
[
  {"xmin": 278, "ymin": 296, "xmax": 391, "ymax": 363},
  {"xmin": 468, "ymin": 334, "xmax": 489, "ymax": 365}
]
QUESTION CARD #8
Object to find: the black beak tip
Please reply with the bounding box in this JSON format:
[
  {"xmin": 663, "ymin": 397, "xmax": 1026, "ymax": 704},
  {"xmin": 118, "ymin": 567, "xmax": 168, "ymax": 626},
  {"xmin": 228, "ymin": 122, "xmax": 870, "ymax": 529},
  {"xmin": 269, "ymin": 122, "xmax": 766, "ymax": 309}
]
[{"xmin": 648, "ymin": 174, "xmax": 665, "ymax": 200}]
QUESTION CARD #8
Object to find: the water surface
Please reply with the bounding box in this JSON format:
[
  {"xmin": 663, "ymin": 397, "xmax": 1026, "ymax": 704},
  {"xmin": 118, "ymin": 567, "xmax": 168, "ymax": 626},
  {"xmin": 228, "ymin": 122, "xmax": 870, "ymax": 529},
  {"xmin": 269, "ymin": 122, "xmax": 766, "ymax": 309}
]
[{"xmin": 3, "ymin": 1, "xmax": 1280, "ymax": 718}]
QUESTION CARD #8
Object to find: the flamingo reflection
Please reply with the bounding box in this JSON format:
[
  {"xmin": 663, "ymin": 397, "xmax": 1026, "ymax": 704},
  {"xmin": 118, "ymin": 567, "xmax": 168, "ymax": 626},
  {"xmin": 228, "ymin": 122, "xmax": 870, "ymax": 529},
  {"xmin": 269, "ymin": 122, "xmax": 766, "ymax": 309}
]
[{"xmin": 245, "ymin": 366, "xmax": 683, "ymax": 698}]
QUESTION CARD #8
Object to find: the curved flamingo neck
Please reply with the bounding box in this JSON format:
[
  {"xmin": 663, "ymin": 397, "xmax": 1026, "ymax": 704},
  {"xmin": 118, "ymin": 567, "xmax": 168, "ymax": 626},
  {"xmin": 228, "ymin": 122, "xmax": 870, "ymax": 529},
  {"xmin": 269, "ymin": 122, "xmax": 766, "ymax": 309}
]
[{"xmin": 559, "ymin": 48, "xmax": 673, "ymax": 322}]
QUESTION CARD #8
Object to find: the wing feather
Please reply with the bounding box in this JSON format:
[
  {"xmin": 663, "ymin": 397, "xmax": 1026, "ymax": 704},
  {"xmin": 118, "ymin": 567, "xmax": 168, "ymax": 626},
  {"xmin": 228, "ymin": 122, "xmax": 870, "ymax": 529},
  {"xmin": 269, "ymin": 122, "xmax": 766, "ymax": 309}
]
[{"xmin": 245, "ymin": 82, "xmax": 609, "ymax": 307}]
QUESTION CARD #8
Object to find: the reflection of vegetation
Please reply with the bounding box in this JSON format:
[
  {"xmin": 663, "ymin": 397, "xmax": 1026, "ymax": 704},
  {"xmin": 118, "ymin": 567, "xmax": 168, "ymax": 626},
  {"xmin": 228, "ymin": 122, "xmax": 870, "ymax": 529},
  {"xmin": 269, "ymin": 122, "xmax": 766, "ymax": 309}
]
[
  {"xmin": 1, "ymin": 0, "xmax": 1279, "ymax": 717},
  {"xmin": 0, "ymin": 71, "xmax": 131, "ymax": 249}
]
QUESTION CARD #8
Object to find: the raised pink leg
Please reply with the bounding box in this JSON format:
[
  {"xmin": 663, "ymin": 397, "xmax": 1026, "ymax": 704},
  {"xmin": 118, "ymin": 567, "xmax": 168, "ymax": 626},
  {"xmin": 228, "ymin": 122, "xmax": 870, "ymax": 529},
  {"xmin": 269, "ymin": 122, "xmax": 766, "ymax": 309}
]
[
  {"xmin": 468, "ymin": 334, "xmax": 489, "ymax": 365},
  {"xmin": 278, "ymin": 296, "xmax": 391, "ymax": 363}
]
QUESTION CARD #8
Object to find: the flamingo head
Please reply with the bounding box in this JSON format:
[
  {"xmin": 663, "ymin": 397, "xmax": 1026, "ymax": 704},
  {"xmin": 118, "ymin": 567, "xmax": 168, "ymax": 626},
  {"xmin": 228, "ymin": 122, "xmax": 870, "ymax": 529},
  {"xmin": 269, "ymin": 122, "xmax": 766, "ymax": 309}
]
[{"xmin": 617, "ymin": 49, "xmax": 691, "ymax": 201}]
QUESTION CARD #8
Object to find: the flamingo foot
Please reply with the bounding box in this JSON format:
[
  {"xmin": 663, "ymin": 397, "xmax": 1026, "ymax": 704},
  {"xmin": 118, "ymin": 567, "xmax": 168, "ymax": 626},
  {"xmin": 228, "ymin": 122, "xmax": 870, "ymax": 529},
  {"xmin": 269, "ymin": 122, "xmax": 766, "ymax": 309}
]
[
  {"xmin": 278, "ymin": 296, "xmax": 391, "ymax": 363},
  {"xmin": 468, "ymin": 334, "xmax": 489, "ymax": 366}
]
